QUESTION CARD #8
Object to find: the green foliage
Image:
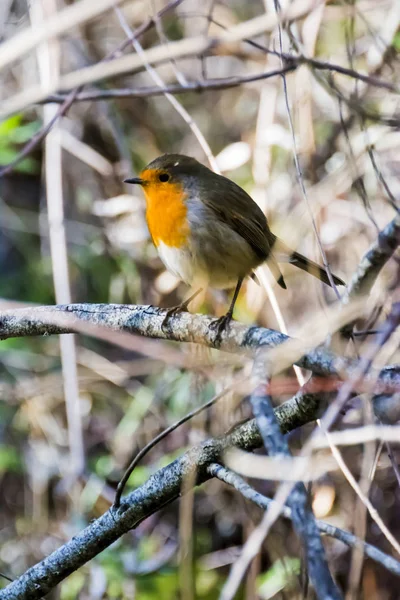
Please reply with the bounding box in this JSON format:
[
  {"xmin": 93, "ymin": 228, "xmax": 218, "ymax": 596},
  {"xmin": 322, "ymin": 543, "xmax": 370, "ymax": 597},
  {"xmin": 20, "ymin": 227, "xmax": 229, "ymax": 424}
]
[
  {"xmin": 135, "ymin": 571, "xmax": 180, "ymax": 600},
  {"xmin": 0, "ymin": 445, "xmax": 21, "ymax": 474},
  {"xmin": 60, "ymin": 572, "xmax": 86, "ymax": 600},
  {"xmin": 257, "ymin": 557, "xmax": 300, "ymax": 599},
  {"xmin": 0, "ymin": 115, "xmax": 41, "ymax": 173}
]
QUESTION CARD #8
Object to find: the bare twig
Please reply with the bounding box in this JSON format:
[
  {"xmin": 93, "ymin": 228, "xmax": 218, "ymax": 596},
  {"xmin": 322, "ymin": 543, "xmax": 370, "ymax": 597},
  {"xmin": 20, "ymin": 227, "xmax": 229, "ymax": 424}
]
[
  {"xmin": 0, "ymin": 0, "xmax": 184, "ymax": 176},
  {"xmin": 0, "ymin": 400, "xmax": 324, "ymax": 600},
  {"xmin": 344, "ymin": 212, "xmax": 400, "ymax": 302},
  {"xmin": 273, "ymin": 0, "xmax": 341, "ymax": 297},
  {"xmin": 207, "ymin": 463, "xmax": 400, "ymax": 577},
  {"xmin": 327, "ymin": 431, "xmax": 400, "ymax": 557},
  {"xmin": 39, "ymin": 67, "xmax": 297, "ymax": 104},
  {"xmin": 221, "ymin": 352, "xmax": 341, "ymax": 600},
  {"xmin": 31, "ymin": 0, "xmax": 84, "ymax": 479},
  {"xmin": 114, "ymin": 379, "xmax": 246, "ymax": 507}
]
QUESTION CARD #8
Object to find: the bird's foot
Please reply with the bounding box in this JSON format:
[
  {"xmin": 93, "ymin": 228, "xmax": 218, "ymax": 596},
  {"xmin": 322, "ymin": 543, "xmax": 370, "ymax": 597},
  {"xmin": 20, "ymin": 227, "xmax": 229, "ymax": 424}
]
[
  {"xmin": 210, "ymin": 312, "xmax": 233, "ymax": 346},
  {"xmin": 161, "ymin": 289, "xmax": 202, "ymax": 331},
  {"xmin": 161, "ymin": 302, "xmax": 189, "ymax": 330}
]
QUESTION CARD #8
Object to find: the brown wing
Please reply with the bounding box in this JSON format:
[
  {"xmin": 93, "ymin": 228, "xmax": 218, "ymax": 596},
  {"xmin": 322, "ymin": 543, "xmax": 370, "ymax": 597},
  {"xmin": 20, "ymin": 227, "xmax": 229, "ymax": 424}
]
[
  {"xmin": 198, "ymin": 172, "xmax": 287, "ymax": 289},
  {"xmin": 199, "ymin": 172, "xmax": 273, "ymax": 260}
]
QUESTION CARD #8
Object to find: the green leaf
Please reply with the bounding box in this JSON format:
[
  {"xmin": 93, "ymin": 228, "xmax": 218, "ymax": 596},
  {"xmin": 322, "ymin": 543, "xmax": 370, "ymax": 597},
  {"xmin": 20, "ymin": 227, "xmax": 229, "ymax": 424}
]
[
  {"xmin": 0, "ymin": 114, "xmax": 41, "ymax": 173},
  {"xmin": 60, "ymin": 572, "xmax": 85, "ymax": 600},
  {"xmin": 14, "ymin": 157, "xmax": 40, "ymax": 174},
  {"xmin": 9, "ymin": 120, "xmax": 41, "ymax": 144},
  {"xmin": 0, "ymin": 147, "xmax": 18, "ymax": 164},
  {"xmin": 0, "ymin": 115, "xmax": 22, "ymax": 137},
  {"xmin": 257, "ymin": 557, "xmax": 300, "ymax": 599},
  {"xmin": 0, "ymin": 445, "xmax": 21, "ymax": 474}
]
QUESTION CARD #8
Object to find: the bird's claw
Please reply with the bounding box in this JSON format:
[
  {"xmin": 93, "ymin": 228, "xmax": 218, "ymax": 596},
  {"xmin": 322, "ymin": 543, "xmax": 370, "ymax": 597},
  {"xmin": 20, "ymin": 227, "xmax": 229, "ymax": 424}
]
[
  {"xmin": 161, "ymin": 301, "xmax": 191, "ymax": 331},
  {"xmin": 210, "ymin": 313, "xmax": 232, "ymax": 346},
  {"xmin": 161, "ymin": 289, "xmax": 203, "ymax": 332}
]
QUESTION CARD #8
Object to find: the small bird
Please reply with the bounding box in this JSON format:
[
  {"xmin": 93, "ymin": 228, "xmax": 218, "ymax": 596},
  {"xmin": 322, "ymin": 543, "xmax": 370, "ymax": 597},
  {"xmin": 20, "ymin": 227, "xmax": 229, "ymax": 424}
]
[{"xmin": 125, "ymin": 154, "xmax": 344, "ymax": 339}]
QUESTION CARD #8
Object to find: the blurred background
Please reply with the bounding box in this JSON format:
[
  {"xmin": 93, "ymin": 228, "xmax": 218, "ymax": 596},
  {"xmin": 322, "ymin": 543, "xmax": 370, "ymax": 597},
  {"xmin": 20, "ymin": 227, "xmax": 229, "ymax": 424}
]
[{"xmin": 0, "ymin": 0, "xmax": 399, "ymax": 598}]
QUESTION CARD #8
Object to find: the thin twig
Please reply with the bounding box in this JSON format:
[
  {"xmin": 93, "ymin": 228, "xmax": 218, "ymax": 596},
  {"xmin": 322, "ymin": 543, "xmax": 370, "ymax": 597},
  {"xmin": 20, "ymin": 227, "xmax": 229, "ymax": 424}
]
[
  {"xmin": 0, "ymin": 398, "xmax": 327, "ymax": 600},
  {"xmin": 208, "ymin": 463, "xmax": 400, "ymax": 577},
  {"xmin": 221, "ymin": 351, "xmax": 341, "ymax": 600},
  {"xmin": 192, "ymin": 12, "xmax": 400, "ymax": 92},
  {"xmin": 114, "ymin": 6, "xmax": 220, "ymax": 172},
  {"xmin": 0, "ymin": 0, "xmax": 184, "ymax": 176},
  {"xmin": 39, "ymin": 67, "xmax": 297, "ymax": 104},
  {"xmin": 30, "ymin": 0, "xmax": 84, "ymax": 478},
  {"xmin": 273, "ymin": 0, "xmax": 341, "ymax": 297},
  {"xmin": 325, "ymin": 431, "xmax": 400, "ymax": 557},
  {"xmin": 114, "ymin": 379, "xmax": 246, "ymax": 507}
]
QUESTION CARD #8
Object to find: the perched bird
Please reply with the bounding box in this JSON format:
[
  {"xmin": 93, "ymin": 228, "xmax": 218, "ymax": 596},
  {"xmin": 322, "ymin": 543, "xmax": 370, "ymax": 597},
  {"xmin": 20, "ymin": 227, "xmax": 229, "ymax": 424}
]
[{"xmin": 125, "ymin": 154, "xmax": 344, "ymax": 339}]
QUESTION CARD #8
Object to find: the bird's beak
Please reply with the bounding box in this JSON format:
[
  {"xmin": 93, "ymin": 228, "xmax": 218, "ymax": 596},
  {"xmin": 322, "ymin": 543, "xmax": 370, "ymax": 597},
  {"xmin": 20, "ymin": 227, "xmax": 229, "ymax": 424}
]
[{"xmin": 124, "ymin": 177, "xmax": 144, "ymax": 185}]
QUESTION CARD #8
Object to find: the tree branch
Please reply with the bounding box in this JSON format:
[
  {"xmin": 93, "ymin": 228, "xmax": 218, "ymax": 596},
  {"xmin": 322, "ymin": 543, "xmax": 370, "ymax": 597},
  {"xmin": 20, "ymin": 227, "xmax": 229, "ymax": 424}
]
[
  {"xmin": 0, "ymin": 403, "xmax": 306, "ymax": 600},
  {"xmin": 0, "ymin": 302, "xmax": 355, "ymax": 374},
  {"xmin": 0, "ymin": 0, "xmax": 318, "ymax": 119},
  {"xmin": 38, "ymin": 53, "xmax": 397, "ymax": 105},
  {"xmin": 345, "ymin": 212, "xmax": 400, "ymax": 301},
  {"xmin": 222, "ymin": 355, "xmax": 341, "ymax": 600},
  {"xmin": 39, "ymin": 66, "xmax": 297, "ymax": 104},
  {"xmin": 0, "ymin": 303, "xmax": 399, "ymax": 386},
  {"xmin": 208, "ymin": 463, "xmax": 400, "ymax": 578}
]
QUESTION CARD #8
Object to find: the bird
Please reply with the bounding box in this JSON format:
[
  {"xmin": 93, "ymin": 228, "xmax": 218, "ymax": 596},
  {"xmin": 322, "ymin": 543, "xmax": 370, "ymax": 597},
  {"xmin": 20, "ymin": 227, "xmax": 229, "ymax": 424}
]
[{"xmin": 125, "ymin": 153, "xmax": 345, "ymax": 341}]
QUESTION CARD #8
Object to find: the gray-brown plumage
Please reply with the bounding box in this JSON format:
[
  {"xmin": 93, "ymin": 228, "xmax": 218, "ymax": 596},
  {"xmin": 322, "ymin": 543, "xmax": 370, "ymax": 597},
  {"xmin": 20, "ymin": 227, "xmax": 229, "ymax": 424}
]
[{"xmin": 125, "ymin": 154, "xmax": 345, "ymax": 336}]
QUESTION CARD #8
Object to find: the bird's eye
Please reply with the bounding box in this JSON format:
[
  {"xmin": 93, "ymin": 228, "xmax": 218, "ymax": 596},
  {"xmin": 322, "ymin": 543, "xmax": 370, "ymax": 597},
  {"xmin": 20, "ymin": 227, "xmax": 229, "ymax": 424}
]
[{"xmin": 158, "ymin": 173, "xmax": 170, "ymax": 182}]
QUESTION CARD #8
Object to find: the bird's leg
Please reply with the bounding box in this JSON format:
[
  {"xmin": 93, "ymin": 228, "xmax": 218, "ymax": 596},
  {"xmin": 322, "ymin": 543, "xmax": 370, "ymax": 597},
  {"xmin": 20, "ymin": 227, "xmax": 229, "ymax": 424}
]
[
  {"xmin": 210, "ymin": 277, "xmax": 244, "ymax": 345},
  {"xmin": 161, "ymin": 288, "xmax": 203, "ymax": 330}
]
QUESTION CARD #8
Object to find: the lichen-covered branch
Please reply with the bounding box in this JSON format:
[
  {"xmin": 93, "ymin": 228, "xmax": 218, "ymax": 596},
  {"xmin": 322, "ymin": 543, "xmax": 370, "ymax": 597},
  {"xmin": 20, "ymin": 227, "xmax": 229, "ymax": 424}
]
[
  {"xmin": 0, "ymin": 402, "xmax": 305, "ymax": 600},
  {"xmin": 10, "ymin": 382, "xmax": 399, "ymax": 600},
  {"xmin": 0, "ymin": 303, "xmax": 399, "ymax": 386},
  {"xmin": 208, "ymin": 464, "xmax": 400, "ymax": 577},
  {"xmin": 0, "ymin": 221, "xmax": 399, "ymax": 598},
  {"xmin": 344, "ymin": 212, "xmax": 400, "ymax": 301},
  {"xmin": 0, "ymin": 302, "xmax": 359, "ymax": 376},
  {"xmin": 223, "ymin": 355, "xmax": 341, "ymax": 600}
]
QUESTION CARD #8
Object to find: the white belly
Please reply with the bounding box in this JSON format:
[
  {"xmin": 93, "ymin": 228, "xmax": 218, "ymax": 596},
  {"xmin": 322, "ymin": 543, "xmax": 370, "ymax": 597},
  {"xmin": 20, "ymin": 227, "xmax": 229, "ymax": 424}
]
[
  {"xmin": 157, "ymin": 241, "xmax": 248, "ymax": 290},
  {"xmin": 157, "ymin": 242, "xmax": 200, "ymax": 286}
]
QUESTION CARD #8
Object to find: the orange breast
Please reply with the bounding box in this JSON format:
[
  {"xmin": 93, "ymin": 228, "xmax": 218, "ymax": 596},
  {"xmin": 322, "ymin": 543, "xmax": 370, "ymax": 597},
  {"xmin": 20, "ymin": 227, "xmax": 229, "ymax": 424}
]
[{"xmin": 143, "ymin": 181, "xmax": 189, "ymax": 248}]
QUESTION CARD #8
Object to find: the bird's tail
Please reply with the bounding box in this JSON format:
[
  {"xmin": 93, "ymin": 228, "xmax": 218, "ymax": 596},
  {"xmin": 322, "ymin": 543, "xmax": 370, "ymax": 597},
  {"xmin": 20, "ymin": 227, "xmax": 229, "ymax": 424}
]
[
  {"xmin": 273, "ymin": 239, "xmax": 345, "ymax": 288},
  {"xmin": 265, "ymin": 254, "xmax": 287, "ymax": 289}
]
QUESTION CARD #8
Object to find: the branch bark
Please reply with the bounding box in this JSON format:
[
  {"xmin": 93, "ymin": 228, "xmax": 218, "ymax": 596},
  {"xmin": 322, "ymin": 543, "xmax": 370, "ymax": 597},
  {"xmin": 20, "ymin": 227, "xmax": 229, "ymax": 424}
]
[
  {"xmin": 0, "ymin": 302, "xmax": 361, "ymax": 375},
  {"xmin": 344, "ymin": 212, "xmax": 400, "ymax": 302},
  {"xmin": 0, "ymin": 208, "xmax": 399, "ymax": 597},
  {"xmin": 0, "ymin": 0, "xmax": 317, "ymax": 118},
  {"xmin": 248, "ymin": 355, "xmax": 341, "ymax": 599},
  {"xmin": 208, "ymin": 464, "xmax": 400, "ymax": 577},
  {"xmin": 0, "ymin": 404, "xmax": 302, "ymax": 600}
]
